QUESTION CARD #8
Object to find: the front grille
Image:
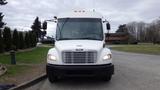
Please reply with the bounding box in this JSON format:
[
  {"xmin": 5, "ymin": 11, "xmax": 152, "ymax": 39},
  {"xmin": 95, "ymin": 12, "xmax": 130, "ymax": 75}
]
[{"xmin": 62, "ymin": 51, "xmax": 97, "ymax": 63}]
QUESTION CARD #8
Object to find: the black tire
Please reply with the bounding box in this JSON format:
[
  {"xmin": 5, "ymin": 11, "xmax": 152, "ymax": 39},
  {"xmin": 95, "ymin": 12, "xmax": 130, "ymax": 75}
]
[
  {"xmin": 47, "ymin": 72, "xmax": 58, "ymax": 83},
  {"xmin": 102, "ymin": 75, "xmax": 112, "ymax": 81}
]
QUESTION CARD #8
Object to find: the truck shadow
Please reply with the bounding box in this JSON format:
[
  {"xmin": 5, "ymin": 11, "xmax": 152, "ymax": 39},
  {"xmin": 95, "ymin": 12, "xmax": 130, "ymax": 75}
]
[{"xmin": 49, "ymin": 76, "xmax": 112, "ymax": 87}]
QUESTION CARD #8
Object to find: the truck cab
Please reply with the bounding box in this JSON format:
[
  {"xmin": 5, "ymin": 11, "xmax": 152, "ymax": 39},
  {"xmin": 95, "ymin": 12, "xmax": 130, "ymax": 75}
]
[{"xmin": 46, "ymin": 10, "xmax": 114, "ymax": 83}]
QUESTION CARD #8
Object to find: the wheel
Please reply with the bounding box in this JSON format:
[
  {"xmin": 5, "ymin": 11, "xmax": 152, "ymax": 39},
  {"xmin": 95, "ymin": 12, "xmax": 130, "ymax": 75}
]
[
  {"xmin": 48, "ymin": 73, "xmax": 58, "ymax": 83},
  {"xmin": 102, "ymin": 75, "xmax": 112, "ymax": 81},
  {"xmin": 47, "ymin": 71, "xmax": 58, "ymax": 83}
]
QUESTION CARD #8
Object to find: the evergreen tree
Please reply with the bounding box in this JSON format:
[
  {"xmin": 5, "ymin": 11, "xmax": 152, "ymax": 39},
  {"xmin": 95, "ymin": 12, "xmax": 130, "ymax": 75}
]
[
  {"xmin": 28, "ymin": 31, "xmax": 32, "ymax": 47},
  {"xmin": 0, "ymin": 0, "xmax": 8, "ymax": 52},
  {"xmin": 3, "ymin": 27, "xmax": 12, "ymax": 51},
  {"xmin": 25, "ymin": 32, "xmax": 30, "ymax": 48},
  {"xmin": 19, "ymin": 32, "xmax": 24, "ymax": 49},
  {"xmin": 0, "ymin": 0, "xmax": 7, "ymax": 5},
  {"xmin": 31, "ymin": 17, "xmax": 41, "ymax": 39},
  {"xmin": 42, "ymin": 21, "xmax": 47, "ymax": 30},
  {"xmin": 0, "ymin": 0, "xmax": 7, "ymax": 28},
  {"xmin": 0, "ymin": 29, "xmax": 4, "ymax": 53},
  {"xmin": 12, "ymin": 29, "xmax": 19, "ymax": 50},
  {"xmin": 0, "ymin": 13, "xmax": 6, "ymax": 28},
  {"xmin": 29, "ymin": 32, "xmax": 36, "ymax": 47},
  {"xmin": 42, "ymin": 21, "xmax": 47, "ymax": 39},
  {"xmin": 32, "ymin": 32, "xmax": 37, "ymax": 47},
  {"xmin": 116, "ymin": 24, "xmax": 128, "ymax": 34}
]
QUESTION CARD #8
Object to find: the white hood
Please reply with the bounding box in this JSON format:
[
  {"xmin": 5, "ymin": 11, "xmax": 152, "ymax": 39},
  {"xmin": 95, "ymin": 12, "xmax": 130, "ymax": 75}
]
[{"xmin": 55, "ymin": 40, "xmax": 104, "ymax": 52}]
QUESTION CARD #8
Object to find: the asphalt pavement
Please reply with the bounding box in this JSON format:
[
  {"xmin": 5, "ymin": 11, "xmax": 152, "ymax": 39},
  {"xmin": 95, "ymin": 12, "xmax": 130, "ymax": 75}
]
[{"xmin": 25, "ymin": 50, "xmax": 160, "ymax": 90}]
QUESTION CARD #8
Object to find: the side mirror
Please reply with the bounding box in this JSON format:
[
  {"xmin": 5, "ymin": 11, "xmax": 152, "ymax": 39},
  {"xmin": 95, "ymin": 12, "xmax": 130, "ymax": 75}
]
[
  {"xmin": 45, "ymin": 16, "xmax": 57, "ymax": 23},
  {"xmin": 53, "ymin": 16, "xmax": 58, "ymax": 23},
  {"xmin": 106, "ymin": 23, "xmax": 111, "ymax": 30},
  {"xmin": 54, "ymin": 16, "xmax": 57, "ymax": 20}
]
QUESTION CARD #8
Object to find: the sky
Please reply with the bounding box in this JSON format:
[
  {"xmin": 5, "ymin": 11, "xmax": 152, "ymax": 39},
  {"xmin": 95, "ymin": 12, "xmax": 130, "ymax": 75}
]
[{"xmin": 1, "ymin": 0, "xmax": 160, "ymax": 36}]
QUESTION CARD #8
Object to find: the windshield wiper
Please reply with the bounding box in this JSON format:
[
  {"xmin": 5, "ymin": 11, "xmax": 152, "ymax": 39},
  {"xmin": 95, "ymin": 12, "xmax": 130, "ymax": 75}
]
[
  {"xmin": 58, "ymin": 38, "xmax": 74, "ymax": 40},
  {"xmin": 58, "ymin": 37, "xmax": 99, "ymax": 40},
  {"xmin": 80, "ymin": 37, "xmax": 99, "ymax": 40}
]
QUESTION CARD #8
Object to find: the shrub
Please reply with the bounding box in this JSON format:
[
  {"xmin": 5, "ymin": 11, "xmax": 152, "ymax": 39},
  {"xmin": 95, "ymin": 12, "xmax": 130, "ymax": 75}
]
[
  {"xmin": 32, "ymin": 32, "xmax": 37, "ymax": 47},
  {"xmin": 19, "ymin": 32, "xmax": 25, "ymax": 49},
  {"xmin": 12, "ymin": 29, "xmax": 19, "ymax": 50},
  {"xmin": 3, "ymin": 27, "xmax": 12, "ymax": 51},
  {"xmin": 25, "ymin": 32, "xmax": 30, "ymax": 48},
  {"xmin": 0, "ymin": 29, "xmax": 4, "ymax": 53}
]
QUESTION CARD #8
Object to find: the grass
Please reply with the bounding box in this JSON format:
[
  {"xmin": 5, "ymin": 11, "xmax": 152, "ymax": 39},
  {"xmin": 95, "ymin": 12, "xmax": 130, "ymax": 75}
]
[
  {"xmin": 4, "ymin": 65, "xmax": 31, "ymax": 76},
  {"xmin": 0, "ymin": 65, "xmax": 32, "ymax": 83},
  {"xmin": 111, "ymin": 44, "xmax": 160, "ymax": 55},
  {"xmin": 0, "ymin": 47, "xmax": 51, "ymax": 64},
  {"xmin": 0, "ymin": 46, "xmax": 51, "ymax": 83}
]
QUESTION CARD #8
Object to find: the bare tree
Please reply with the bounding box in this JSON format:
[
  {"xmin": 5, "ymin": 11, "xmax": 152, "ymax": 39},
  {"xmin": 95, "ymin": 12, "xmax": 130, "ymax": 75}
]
[
  {"xmin": 126, "ymin": 19, "xmax": 160, "ymax": 44},
  {"xmin": 126, "ymin": 22, "xmax": 136, "ymax": 36}
]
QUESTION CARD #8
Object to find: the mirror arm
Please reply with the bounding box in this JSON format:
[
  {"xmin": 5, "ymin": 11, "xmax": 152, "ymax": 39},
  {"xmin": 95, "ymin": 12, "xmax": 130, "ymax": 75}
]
[
  {"xmin": 103, "ymin": 19, "xmax": 109, "ymax": 23},
  {"xmin": 45, "ymin": 16, "xmax": 58, "ymax": 23},
  {"xmin": 45, "ymin": 19, "xmax": 57, "ymax": 23}
]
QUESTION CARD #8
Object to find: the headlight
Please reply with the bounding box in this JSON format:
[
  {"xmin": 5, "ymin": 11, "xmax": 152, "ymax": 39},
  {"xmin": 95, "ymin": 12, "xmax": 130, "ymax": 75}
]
[
  {"xmin": 47, "ymin": 54, "xmax": 56, "ymax": 61},
  {"xmin": 103, "ymin": 54, "xmax": 112, "ymax": 60}
]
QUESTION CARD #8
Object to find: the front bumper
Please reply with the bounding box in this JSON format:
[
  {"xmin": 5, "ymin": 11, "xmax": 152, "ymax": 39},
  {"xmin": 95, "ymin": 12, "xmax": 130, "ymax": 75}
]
[{"xmin": 46, "ymin": 63, "xmax": 114, "ymax": 77}]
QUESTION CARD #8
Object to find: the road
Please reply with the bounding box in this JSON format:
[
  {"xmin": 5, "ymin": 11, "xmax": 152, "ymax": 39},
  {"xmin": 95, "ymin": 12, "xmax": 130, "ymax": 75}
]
[{"xmin": 25, "ymin": 50, "xmax": 160, "ymax": 90}]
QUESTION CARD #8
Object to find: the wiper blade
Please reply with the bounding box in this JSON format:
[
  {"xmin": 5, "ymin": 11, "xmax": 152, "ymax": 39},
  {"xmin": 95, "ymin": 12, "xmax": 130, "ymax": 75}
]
[
  {"xmin": 57, "ymin": 37, "xmax": 100, "ymax": 40},
  {"xmin": 80, "ymin": 37, "xmax": 99, "ymax": 40},
  {"xmin": 58, "ymin": 38, "xmax": 74, "ymax": 40}
]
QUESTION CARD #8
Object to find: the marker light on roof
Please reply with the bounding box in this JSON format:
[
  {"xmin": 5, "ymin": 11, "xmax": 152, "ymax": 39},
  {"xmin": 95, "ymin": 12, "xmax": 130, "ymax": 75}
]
[{"xmin": 74, "ymin": 10, "xmax": 85, "ymax": 13}]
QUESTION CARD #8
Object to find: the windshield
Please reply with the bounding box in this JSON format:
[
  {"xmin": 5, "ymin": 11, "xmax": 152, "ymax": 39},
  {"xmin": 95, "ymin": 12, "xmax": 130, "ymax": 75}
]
[{"xmin": 56, "ymin": 18, "xmax": 103, "ymax": 41}]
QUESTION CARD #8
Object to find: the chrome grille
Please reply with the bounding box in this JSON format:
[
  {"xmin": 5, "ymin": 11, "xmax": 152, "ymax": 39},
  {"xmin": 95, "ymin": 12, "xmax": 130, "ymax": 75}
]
[{"xmin": 62, "ymin": 51, "xmax": 97, "ymax": 63}]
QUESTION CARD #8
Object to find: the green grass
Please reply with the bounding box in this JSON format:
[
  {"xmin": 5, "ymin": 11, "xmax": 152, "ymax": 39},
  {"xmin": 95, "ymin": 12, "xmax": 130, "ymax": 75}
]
[
  {"xmin": 111, "ymin": 44, "xmax": 160, "ymax": 55},
  {"xmin": 0, "ymin": 46, "xmax": 51, "ymax": 83},
  {"xmin": 0, "ymin": 54, "xmax": 10, "ymax": 64},
  {"xmin": 5, "ymin": 65, "xmax": 31, "ymax": 76},
  {"xmin": 0, "ymin": 47, "xmax": 51, "ymax": 64},
  {"xmin": 0, "ymin": 65, "xmax": 31, "ymax": 82}
]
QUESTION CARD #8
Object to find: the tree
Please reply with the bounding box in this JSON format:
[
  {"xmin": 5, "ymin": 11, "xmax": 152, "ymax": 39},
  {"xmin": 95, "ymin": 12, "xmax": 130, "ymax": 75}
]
[
  {"xmin": 42, "ymin": 21, "xmax": 47, "ymax": 30},
  {"xmin": 0, "ymin": 29, "xmax": 4, "ymax": 53},
  {"xmin": 31, "ymin": 32, "xmax": 37, "ymax": 47},
  {"xmin": 41, "ymin": 21, "xmax": 47, "ymax": 39},
  {"xmin": 0, "ymin": 0, "xmax": 7, "ymax": 28},
  {"xmin": 29, "ymin": 32, "xmax": 32, "ymax": 47},
  {"xmin": 28, "ymin": 31, "xmax": 33, "ymax": 47},
  {"xmin": 25, "ymin": 32, "xmax": 30, "ymax": 48},
  {"xmin": 126, "ymin": 22, "xmax": 146, "ymax": 43},
  {"xmin": 0, "ymin": 0, "xmax": 7, "ymax": 5},
  {"xmin": 27, "ymin": 31, "xmax": 37, "ymax": 47},
  {"xmin": 31, "ymin": 17, "xmax": 41, "ymax": 39},
  {"xmin": 116, "ymin": 24, "xmax": 128, "ymax": 34},
  {"xmin": 12, "ymin": 29, "xmax": 19, "ymax": 50},
  {"xmin": 3, "ymin": 27, "xmax": 12, "ymax": 51},
  {"xmin": 19, "ymin": 32, "xmax": 24, "ymax": 49},
  {"xmin": 121, "ymin": 17, "xmax": 160, "ymax": 43},
  {"xmin": 126, "ymin": 22, "xmax": 137, "ymax": 40},
  {"xmin": 0, "ymin": 13, "xmax": 6, "ymax": 28}
]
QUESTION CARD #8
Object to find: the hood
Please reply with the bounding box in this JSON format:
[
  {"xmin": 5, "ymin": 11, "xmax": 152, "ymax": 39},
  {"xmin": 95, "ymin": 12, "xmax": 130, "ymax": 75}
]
[{"xmin": 55, "ymin": 40, "xmax": 104, "ymax": 52}]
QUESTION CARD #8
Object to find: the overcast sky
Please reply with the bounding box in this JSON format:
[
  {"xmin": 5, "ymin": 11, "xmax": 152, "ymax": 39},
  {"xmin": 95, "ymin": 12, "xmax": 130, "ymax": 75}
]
[{"xmin": 1, "ymin": 0, "xmax": 160, "ymax": 36}]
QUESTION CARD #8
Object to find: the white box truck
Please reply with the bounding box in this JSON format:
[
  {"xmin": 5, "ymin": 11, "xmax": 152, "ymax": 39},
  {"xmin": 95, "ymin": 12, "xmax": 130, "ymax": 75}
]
[{"xmin": 46, "ymin": 10, "xmax": 114, "ymax": 83}]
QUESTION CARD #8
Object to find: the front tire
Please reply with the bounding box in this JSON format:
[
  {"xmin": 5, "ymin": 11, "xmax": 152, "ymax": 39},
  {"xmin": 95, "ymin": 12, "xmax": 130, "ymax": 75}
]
[
  {"xmin": 48, "ymin": 75, "xmax": 58, "ymax": 83},
  {"xmin": 102, "ymin": 75, "xmax": 112, "ymax": 81},
  {"xmin": 47, "ymin": 71, "xmax": 58, "ymax": 83}
]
